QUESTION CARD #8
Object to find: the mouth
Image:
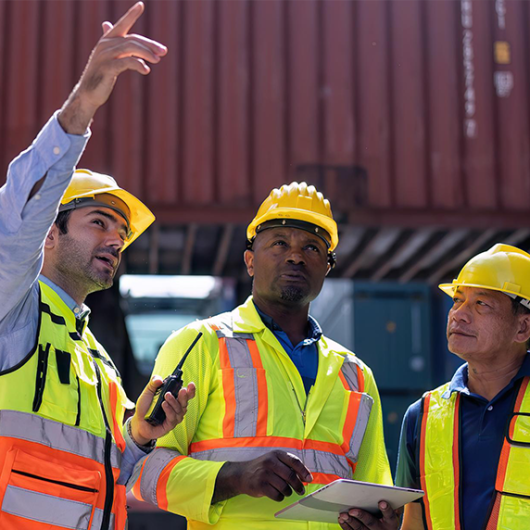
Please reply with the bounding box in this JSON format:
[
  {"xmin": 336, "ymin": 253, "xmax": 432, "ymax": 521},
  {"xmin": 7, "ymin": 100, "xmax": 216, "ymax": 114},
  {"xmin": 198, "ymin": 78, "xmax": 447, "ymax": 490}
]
[
  {"xmin": 449, "ymin": 329, "xmax": 475, "ymax": 338},
  {"xmin": 94, "ymin": 254, "xmax": 117, "ymax": 272},
  {"xmin": 279, "ymin": 271, "xmax": 307, "ymax": 283}
]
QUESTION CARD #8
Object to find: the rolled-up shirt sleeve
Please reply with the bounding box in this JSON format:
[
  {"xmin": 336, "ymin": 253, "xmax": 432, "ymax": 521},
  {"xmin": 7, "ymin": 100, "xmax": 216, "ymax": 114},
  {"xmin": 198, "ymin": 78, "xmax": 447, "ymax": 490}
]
[{"xmin": 0, "ymin": 111, "xmax": 90, "ymax": 327}]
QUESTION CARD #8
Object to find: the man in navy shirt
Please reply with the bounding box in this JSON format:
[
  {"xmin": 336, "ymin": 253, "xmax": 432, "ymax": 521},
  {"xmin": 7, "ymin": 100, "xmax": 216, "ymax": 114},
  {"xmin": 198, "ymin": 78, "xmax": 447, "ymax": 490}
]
[{"xmin": 396, "ymin": 244, "xmax": 530, "ymax": 529}]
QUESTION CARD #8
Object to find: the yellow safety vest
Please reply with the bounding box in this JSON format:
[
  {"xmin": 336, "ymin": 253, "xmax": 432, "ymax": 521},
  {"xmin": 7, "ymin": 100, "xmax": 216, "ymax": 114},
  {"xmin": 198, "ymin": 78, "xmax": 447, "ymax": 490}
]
[
  {"xmin": 419, "ymin": 377, "xmax": 530, "ymax": 530},
  {"xmin": 0, "ymin": 281, "xmax": 131, "ymax": 530},
  {"xmin": 131, "ymin": 297, "xmax": 391, "ymax": 529}
]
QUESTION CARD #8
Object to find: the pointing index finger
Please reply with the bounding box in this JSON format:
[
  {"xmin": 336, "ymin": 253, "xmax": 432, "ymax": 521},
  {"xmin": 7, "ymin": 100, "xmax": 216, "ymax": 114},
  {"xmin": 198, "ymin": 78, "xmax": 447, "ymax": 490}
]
[{"xmin": 106, "ymin": 1, "xmax": 144, "ymax": 38}]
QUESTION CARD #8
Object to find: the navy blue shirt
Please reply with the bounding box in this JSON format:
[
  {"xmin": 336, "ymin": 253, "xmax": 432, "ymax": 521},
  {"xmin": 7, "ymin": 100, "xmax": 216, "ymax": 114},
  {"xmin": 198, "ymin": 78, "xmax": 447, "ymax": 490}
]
[
  {"xmin": 395, "ymin": 354, "xmax": 530, "ymax": 530},
  {"xmin": 254, "ymin": 304, "xmax": 322, "ymax": 394}
]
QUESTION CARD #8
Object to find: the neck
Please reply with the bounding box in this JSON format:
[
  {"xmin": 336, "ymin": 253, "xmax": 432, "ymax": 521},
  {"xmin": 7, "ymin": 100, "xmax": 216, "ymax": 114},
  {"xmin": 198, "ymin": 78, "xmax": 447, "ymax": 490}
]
[
  {"xmin": 253, "ymin": 296, "xmax": 310, "ymax": 346},
  {"xmin": 41, "ymin": 264, "xmax": 88, "ymax": 306},
  {"xmin": 466, "ymin": 350, "xmax": 527, "ymax": 401}
]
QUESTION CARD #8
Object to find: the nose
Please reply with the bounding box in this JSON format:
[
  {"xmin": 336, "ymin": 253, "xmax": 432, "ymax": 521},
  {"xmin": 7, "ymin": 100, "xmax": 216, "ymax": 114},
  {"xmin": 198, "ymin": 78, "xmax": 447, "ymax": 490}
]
[
  {"xmin": 286, "ymin": 246, "xmax": 305, "ymax": 265},
  {"xmin": 450, "ymin": 301, "xmax": 471, "ymax": 324},
  {"xmin": 105, "ymin": 228, "xmax": 125, "ymax": 252}
]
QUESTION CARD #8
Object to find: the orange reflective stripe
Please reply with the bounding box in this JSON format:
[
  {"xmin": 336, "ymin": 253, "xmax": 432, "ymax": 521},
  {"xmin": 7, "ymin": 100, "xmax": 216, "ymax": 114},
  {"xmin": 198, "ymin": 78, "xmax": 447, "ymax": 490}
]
[
  {"xmin": 303, "ymin": 439, "xmax": 346, "ymax": 456},
  {"xmin": 310, "ymin": 472, "xmax": 342, "ymax": 485},
  {"xmin": 452, "ymin": 393, "xmax": 461, "ymax": 530},
  {"xmin": 219, "ymin": 338, "xmax": 237, "ymax": 437},
  {"xmin": 131, "ymin": 458, "xmax": 147, "ymax": 502},
  {"xmin": 356, "ymin": 364, "xmax": 364, "ymax": 393},
  {"xmin": 247, "ymin": 339, "xmax": 268, "ymax": 437},
  {"xmin": 495, "ymin": 377, "xmax": 529, "ymax": 492},
  {"xmin": 485, "ymin": 493, "xmax": 502, "ymax": 530},
  {"xmin": 341, "ymin": 391, "xmax": 362, "ymax": 454},
  {"xmin": 420, "ymin": 393, "xmax": 434, "ymax": 530},
  {"xmin": 109, "ymin": 382, "xmax": 126, "ymax": 453},
  {"xmin": 339, "ymin": 371, "xmax": 349, "ymax": 390},
  {"xmin": 156, "ymin": 455, "xmax": 187, "ymax": 511},
  {"xmin": 191, "ymin": 436, "xmax": 304, "ymax": 453}
]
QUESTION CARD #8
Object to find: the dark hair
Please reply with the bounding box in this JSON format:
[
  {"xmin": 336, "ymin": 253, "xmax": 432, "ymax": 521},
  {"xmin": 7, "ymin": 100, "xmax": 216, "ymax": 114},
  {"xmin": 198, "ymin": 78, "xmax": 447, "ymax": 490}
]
[
  {"xmin": 511, "ymin": 298, "xmax": 530, "ymax": 315},
  {"xmin": 54, "ymin": 210, "xmax": 72, "ymax": 235}
]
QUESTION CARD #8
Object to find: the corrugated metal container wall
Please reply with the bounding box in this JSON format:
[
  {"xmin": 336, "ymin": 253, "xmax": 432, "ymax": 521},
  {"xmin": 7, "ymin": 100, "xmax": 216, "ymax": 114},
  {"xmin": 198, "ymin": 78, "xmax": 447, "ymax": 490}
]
[{"xmin": 1, "ymin": 0, "xmax": 530, "ymax": 224}]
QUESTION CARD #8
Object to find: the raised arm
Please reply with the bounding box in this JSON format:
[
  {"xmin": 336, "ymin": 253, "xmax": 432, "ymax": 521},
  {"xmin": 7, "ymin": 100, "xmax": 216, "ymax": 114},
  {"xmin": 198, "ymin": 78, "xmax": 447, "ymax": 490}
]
[{"xmin": 0, "ymin": 2, "xmax": 166, "ymax": 326}]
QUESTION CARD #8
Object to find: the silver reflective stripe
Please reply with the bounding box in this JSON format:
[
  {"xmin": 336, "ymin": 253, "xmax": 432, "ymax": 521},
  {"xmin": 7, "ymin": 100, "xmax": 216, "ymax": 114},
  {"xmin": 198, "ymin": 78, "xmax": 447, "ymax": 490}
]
[
  {"xmin": 190, "ymin": 445, "xmax": 352, "ymax": 479},
  {"xmin": 341, "ymin": 355, "xmax": 362, "ymax": 392},
  {"xmin": 214, "ymin": 317, "xmax": 262, "ymax": 438},
  {"xmin": 138, "ymin": 448, "xmax": 182, "ymax": 506},
  {"xmin": 2, "ymin": 484, "xmax": 92, "ymax": 530},
  {"xmin": 212, "ymin": 315, "xmax": 255, "ymax": 341},
  {"xmin": 0, "ymin": 410, "xmax": 122, "ymax": 470},
  {"xmin": 347, "ymin": 393, "xmax": 373, "ymax": 463},
  {"xmin": 90, "ymin": 505, "xmax": 115, "ymax": 530}
]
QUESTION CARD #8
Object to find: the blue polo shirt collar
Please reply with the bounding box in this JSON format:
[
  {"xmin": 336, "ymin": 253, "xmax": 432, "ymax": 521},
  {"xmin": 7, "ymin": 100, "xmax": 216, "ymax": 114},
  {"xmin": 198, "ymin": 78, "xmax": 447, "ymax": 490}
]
[
  {"xmin": 254, "ymin": 303, "xmax": 322, "ymax": 345},
  {"xmin": 39, "ymin": 275, "xmax": 91, "ymax": 322},
  {"xmin": 443, "ymin": 352, "xmax": 530, "ymax": 399}
]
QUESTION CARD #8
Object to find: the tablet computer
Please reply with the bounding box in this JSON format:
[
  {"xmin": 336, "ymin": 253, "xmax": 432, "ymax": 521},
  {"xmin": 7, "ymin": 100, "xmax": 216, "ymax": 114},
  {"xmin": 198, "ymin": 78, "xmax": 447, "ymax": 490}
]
[{"xmin": 274, "ymin": 479, "xmax": 424, "ymax": 523}]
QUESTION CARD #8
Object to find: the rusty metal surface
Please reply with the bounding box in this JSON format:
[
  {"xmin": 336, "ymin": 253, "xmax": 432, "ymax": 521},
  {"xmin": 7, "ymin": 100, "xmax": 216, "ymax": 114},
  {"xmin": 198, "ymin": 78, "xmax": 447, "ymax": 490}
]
[{"xmin": 1, "ymin": 0, "xmax": 530, "ymax": 281}]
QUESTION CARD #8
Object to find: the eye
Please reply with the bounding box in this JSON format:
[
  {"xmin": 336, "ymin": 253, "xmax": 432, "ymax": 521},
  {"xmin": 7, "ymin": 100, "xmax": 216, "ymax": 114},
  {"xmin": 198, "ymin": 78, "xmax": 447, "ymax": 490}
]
[
  {"xmin": 93, "ymin": 218, "xmax": 105, "ymax": 228},
  {"xmin": 273, "ymin": 240, "xmax": 287, "ymax": 246},
  {"xmin": 477, "ymin": 300, "xmax": 489, "ymax": 307},
  {"xmin": 306, "ymin": 244, "xmax": 320, "ymax": 253}
]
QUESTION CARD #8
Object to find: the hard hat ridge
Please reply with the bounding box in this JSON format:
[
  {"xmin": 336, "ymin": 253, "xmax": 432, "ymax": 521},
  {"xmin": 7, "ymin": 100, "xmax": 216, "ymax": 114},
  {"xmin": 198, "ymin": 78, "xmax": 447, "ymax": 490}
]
[{"xmin": 246, "ymin": 181, "xmax": 338, "ymax": 252}]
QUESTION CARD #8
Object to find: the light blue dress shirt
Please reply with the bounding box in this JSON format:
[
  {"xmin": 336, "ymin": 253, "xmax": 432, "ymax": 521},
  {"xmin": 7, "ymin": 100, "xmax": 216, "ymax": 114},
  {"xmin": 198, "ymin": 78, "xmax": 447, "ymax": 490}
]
[{"xmin": 0, "ymin": 111, "xmax": 146, "ymax": 481}]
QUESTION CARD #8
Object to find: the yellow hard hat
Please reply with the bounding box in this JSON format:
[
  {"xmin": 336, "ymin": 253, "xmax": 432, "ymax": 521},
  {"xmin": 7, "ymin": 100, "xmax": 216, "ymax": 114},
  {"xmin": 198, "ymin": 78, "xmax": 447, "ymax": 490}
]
[
  {"xmin": 246, "ymin": 182, "xmax": 338, "ymax": 251},
  {"xmin": 59, "ymin": 169, "xmax": 155, "ymax": 251},
  {"xmin": 439, "ymin": 244, "xmax": 530, "ymax": 309}
]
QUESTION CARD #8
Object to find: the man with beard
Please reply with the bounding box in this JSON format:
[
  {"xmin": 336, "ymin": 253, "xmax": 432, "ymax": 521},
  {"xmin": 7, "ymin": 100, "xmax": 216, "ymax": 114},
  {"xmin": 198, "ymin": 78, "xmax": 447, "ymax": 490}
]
[
  {"xmin": 396, "ymin": 244, "xmax": 530, "ymax": 529},
  {"xmin": 129, "ymin": 182, "xmax": 396, "ymax": 530},
  {"xmin": 0, "ymin": 4, "xmax": 194, "ymax": 529}
]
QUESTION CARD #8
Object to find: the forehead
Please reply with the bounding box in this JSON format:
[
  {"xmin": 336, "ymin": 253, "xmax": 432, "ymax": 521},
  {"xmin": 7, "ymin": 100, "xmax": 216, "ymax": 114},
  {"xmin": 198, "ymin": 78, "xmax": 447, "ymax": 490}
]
[
  {"xmin": 75, "ymin": 206, "xmax": 128, "ymax": 231},
  {"xmin": 455, "ymin": 286, "xmax": 511, "ymax": 304},
  {"xmin": 256, "ymin": 226, "xmax": 325, "ymax": 245}
]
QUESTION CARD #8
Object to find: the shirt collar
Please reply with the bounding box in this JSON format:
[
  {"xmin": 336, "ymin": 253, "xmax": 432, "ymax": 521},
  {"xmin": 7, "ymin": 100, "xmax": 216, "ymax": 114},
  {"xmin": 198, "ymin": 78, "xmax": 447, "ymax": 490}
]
[
  {"xmin": 253, "ymin": 302, "xmax": 323, "ymax": 343},
  {"xmin": 39, "ymin": 275, "xmax": 91, "ymax": 322},
  {"xmin": 443, "ymin": 353, "xmax": 530, "ymax": 399}
]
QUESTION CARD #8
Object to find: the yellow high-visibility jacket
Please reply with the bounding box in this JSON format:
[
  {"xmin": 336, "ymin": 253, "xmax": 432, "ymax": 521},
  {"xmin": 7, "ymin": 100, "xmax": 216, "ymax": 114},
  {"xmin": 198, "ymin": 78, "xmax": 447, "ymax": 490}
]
[
  {"xmin": 0, "ymin": 281, "xmax": 131, "ymax": 530},
  {"xmin": 419, "ymin": 377, "xmax": 530, "ymax": 530},
  {"xmin": 130, "ymin": 297, "xmax": 391, "ymax": 529}
]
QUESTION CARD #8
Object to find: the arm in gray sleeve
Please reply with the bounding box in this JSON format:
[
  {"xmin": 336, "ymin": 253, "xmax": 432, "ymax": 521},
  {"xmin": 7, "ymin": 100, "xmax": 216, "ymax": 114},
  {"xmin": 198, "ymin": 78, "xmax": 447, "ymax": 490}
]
[{"xmin": 0, "ymin": 111, "xmax": 90, "ymax": 328}]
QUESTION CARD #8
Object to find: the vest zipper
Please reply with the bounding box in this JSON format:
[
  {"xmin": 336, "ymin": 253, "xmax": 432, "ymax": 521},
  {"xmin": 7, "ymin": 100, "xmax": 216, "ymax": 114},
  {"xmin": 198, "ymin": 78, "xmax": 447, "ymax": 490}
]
[
  {"xmin": 12, "ymin": 469, "xmax": 99, "ymax": 493},
  {"xmin": 93, "ymin": 362, "xmax": 115, "ymax": 530},
  {"xmin": 290, "ymin": 383, "xmax": 312, "ymax": 425},
  {"xmin": 75, "ymin": 374, "xmax": 81, "ymax": 426},
  {"xmin": 32, "ymin": 343, "xmax": 50, "ymax": 412}
]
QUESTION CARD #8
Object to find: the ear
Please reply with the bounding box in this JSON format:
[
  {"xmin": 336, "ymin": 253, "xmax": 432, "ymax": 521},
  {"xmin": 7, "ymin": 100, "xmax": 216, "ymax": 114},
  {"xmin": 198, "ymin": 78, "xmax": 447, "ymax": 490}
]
[
  {"xmin": 244, "ymin": 249, "xmax": 255, "ymax": 278},
  {"xmin": 45, "ymin": 224, "xmax": 58, "ymax": 250},
  {"xmin": 515, "ymin": 313, "xmax": 530, "ymax": 345}
]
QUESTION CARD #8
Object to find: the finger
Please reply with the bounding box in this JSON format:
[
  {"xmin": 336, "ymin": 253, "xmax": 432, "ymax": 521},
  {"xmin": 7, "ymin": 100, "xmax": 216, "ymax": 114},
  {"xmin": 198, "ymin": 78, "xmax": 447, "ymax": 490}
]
[
  {"xmin": 338, "ymin": 512, "xmax": 362, "ymax": 530},
  {"xmin": 161, "ymin": 395, "xmax": 185, "ymax": 425},
  {"xmin": 378, "ymin": 500, "xmax": 399, "ymax": 523},
  {"xmin": 347, "ymin": 508, "xmax": 377, "ymax": 527},
  {"xmin": 125, "ymin": 34, "xmax": 167, "ymax": 56},
  {"xmin": 262, "ymin": 483, "xmax": 286, "ymax": 503},
  {"xmin": 98, "ymin": 39, "xmax": 163, "ymax": 65},
  {"xmin": 267, "ymin": 473, "xmax": 294, "ymax": 499},
  {"xmin": 277, "ymin": 451, "xmax": 313, "ymax": 483},
  {"xmin": 107, "ymin": 1, "xmax": 144, "ymax": 38},
  {"xmin": 147, "ymin": 374, "xmax": 165, "ymax": 393},
  {"xmin": 106, "ymin": 56, "xmax": 151, "ymax": 76},
  {"xmin": 187, "ymin": 382, "xmax": 197, "ymax": 400},
  {"xmin": 101, "ymin": 21, "xmax": 113, "ymax": 35}
]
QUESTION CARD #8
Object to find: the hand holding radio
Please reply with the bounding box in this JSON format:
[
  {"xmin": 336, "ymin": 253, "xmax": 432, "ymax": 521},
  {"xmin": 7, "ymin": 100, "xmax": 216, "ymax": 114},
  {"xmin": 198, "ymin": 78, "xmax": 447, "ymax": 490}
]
[{"xmin": 129, "ymin": 332, "xmax": 202, "ymax": 445}]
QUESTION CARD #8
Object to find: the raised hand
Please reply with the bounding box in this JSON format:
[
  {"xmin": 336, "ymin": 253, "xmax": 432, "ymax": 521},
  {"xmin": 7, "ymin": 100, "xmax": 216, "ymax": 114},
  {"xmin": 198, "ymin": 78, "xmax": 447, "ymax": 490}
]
[{"xmin": 59, "ymin": 2, "xmax": 167, "ymax": 134}]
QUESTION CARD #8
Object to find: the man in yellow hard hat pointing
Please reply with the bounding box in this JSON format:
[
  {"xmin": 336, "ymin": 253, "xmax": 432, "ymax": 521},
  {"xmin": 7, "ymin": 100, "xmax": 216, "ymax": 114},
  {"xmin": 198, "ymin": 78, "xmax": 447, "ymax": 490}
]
[
  {"xmin": 129, "ymin": 182, "xmax": 396, "ymax": 529},
  {"xmin": 0, "ymin": 4, "xmax": 194, "ymax": 529},
  {"xmin": 396, "ymin": 244, "xmax": 530, "ymax": 530}
]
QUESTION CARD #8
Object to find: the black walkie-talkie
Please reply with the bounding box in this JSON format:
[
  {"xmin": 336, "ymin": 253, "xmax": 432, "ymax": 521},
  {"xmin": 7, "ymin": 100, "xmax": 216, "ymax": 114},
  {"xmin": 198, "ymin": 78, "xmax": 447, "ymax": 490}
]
[{"xmin": 146, "ymin": 331, "xmax": 203, "ymax": 426}]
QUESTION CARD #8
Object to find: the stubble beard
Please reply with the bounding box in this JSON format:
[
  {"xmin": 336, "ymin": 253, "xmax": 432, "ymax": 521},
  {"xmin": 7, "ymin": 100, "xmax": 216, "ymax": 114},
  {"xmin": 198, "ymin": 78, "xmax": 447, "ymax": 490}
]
[
  {"xmin": 280, "ymin": 285, "xmax": 305, "ymax": 303},
  {"xmin": 57, "ymin": 234, "xmax": 114, "ymax": 294}
]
